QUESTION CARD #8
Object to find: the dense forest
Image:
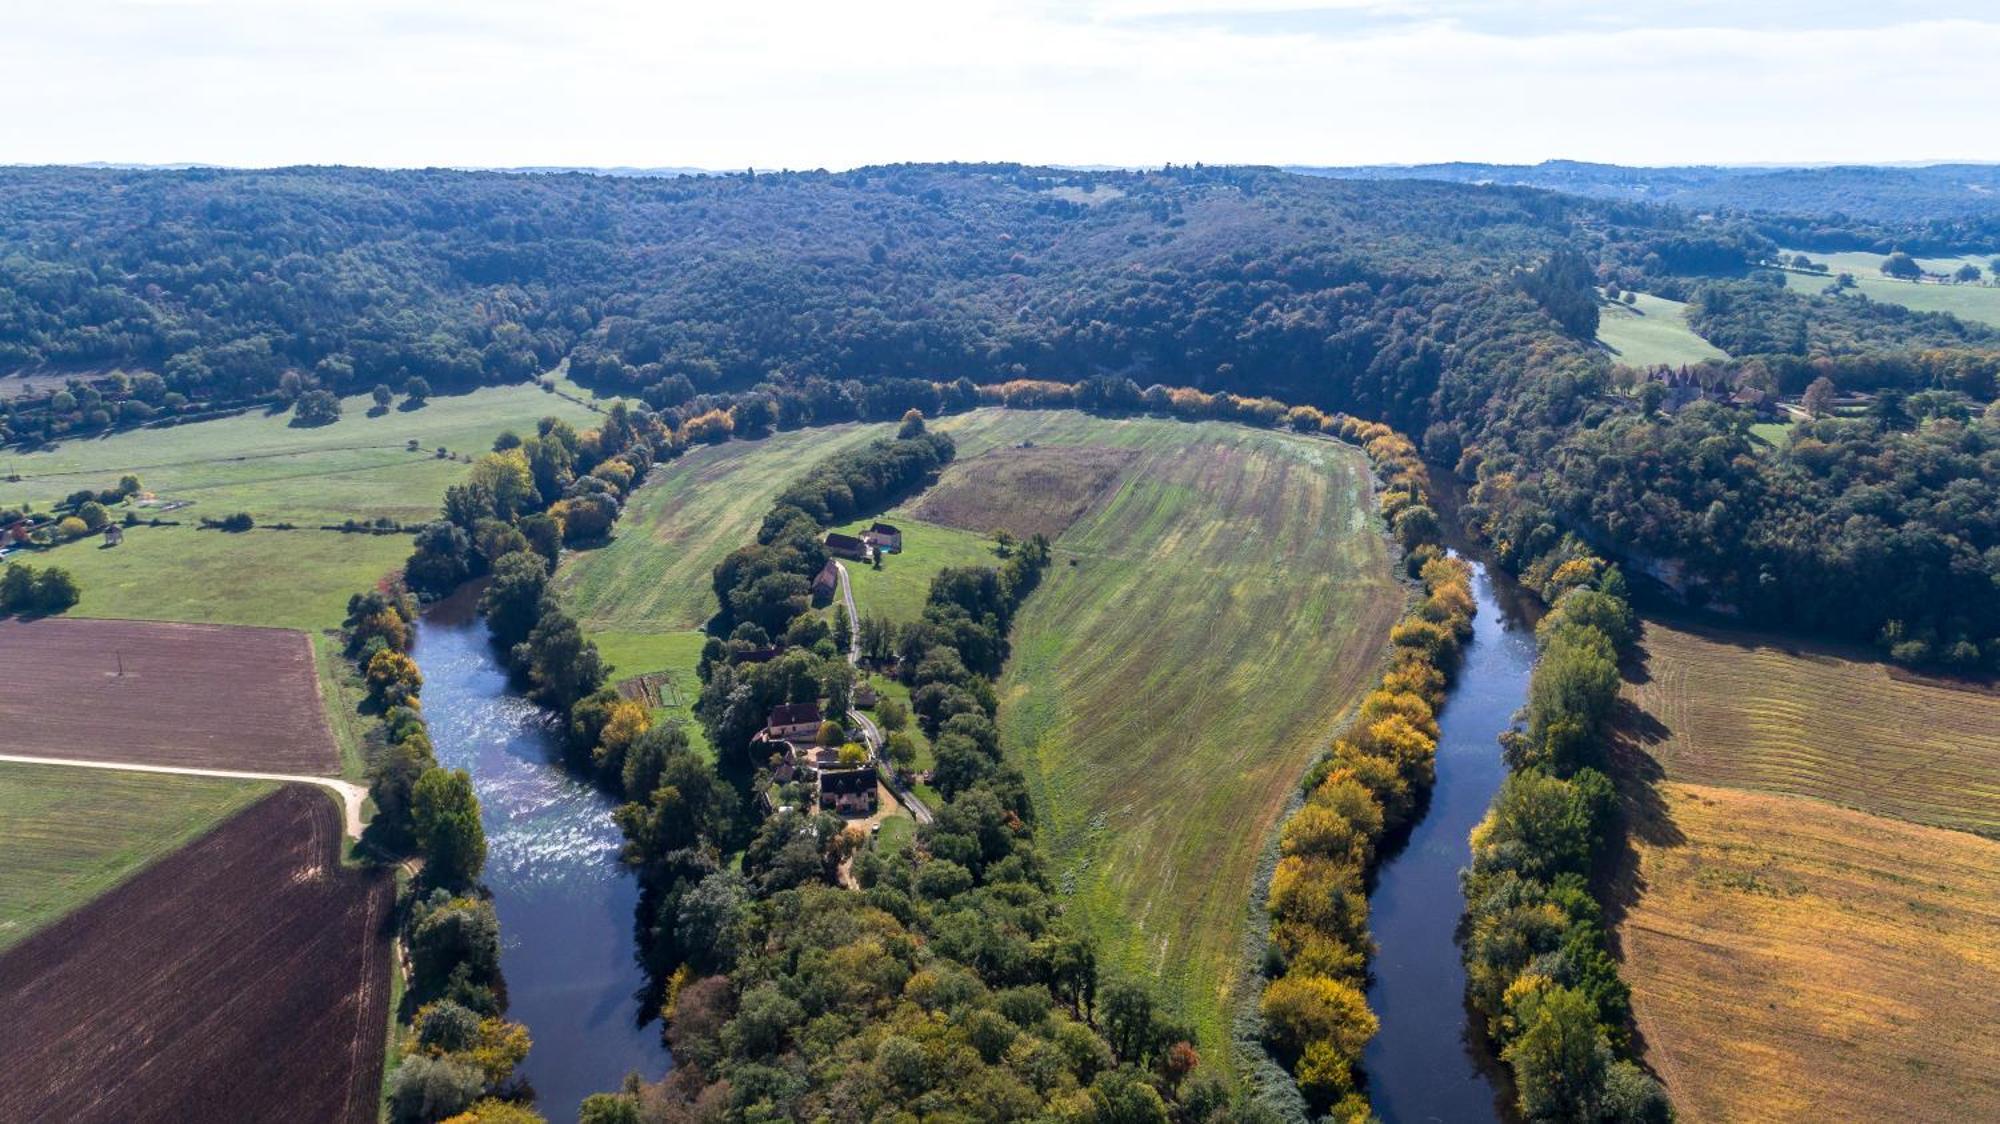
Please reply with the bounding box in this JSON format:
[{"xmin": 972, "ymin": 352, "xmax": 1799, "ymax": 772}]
[{"xmin": 3, "ymin": 161, "xmax": 1997, "ymax": 668}]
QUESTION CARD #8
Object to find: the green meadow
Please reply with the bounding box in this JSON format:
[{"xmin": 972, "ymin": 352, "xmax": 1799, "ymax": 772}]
[
  {"xmin": 1596, "ymin": 291, "xmax": 1730, "ymax": 367},
  {"xmin": 925, "ymin": 409, "xmax": 1404, "ymax": 1060},
  {"xmin": 1777, "ymin": 248, "xmax": 2000, "ymax": 327}
]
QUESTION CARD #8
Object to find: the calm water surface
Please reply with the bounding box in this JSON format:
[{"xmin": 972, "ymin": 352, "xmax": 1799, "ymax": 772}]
[
  {"xmin": 415, "ymin": 595, "xmax": 669, "ymax": 1120},
  {"xmin": 1361, "ymin": 560, "xmax": 1536, "ymax": 1123}
]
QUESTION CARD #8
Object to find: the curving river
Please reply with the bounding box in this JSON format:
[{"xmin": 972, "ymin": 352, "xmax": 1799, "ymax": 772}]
[
  {"xmin": 414, "ymin": 591, "xmax": 669, "ymax": 1121},
  {"xmin": 1361, "ymin": 559, "xmax": 1537, "ymax": 1123}
]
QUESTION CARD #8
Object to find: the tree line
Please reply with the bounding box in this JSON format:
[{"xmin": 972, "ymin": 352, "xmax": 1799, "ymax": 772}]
[{"xmin": 1249, "ymin": 420, "xmax": 1472, "ymax": 1120}]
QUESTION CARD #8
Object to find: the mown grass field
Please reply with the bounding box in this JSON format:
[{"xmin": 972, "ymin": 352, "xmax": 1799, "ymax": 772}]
[
  {"xmin": 832, "ymin": 515, "xmax": 1000, "ymax": 626},
  {"xmin": 1616, "ymin": 783, "xmax": 2000, "ymax": 1123},
  {"xmin": 1776, "ymin": 248, "xmax": 2000, "ymax": 327},
  {"xmin": 2, "ymin": 383, "xmax": 601, "ymax": 524},
  {"xmin": 557, "ymin": 424, "xmax": 885, "ymax": 633},
  {"xmin": 1623, "ymin": 617, "xmax": 2000, "ymax": 838},
  {"xmin": 1594, "ymin": 291, "xmax": 1729, "ymax": 368},
  {"xmin": 0, "ymin": 762, "xmax": 272, "ymax": 952},
  {"xmin": 925, "ymin": 409, "xmax": 1403, "ymax": 1058},
  {"xmin": 590, "ymin": 629, "xmax": 713, "ymax": 758},
  {"xmin": 13, "ymin": 383, "xmax": 607, "ymax": 633}
]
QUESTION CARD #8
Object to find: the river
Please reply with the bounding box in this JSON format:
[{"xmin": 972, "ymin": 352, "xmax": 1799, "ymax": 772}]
[
  {"xmin": 1360, "ymin": 559, "xmax": 1538, "ymax": 1123},
  {"xmin": 414, "ymin": 591, "xmax": 670, "ymax": 1120}
]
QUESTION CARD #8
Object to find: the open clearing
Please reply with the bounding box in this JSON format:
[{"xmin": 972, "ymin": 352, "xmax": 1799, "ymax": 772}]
[
  {"xmin": 0, "ymin": 617, "xmax": 338, "ymax": 774},
  {"xmin": 904, "ymin": 442, "xmax": 1139, "ymax": 541},
  {"xmin": 1595, "ymin": 291, "xmax": 1730, "ymax": 368},
  {"xmin": 1622, "ymin": 617, "xmax": 2000, "ymax": 838},
  {"xmin": 0, "ymin": 762, "xmax": 273, "ymax": 951},
  {"xmin": 0, "ymin": 382, "xmax": 602, "ymax": 524},
  {"xmin": 926, "ymin": 409, "xmax": 1402, "ymax": 1057},
  {"xmin": 0, "ymin": 785, "xmax": 392, "ymax": 1124},
  {"xmin": 831, "ymin": 515, "xmax": 999, "ymax": 626},
  {"xmin": 1615, "ymin": 783, "xmax": 2000, "ymax": 1123},
  {"xmin": 1775, "ymin": 248, "xmax": 2000, "ymax": 328},
  {"xmin": 557, "ymin": 424, "xmax": 886, "ymax": 633}
]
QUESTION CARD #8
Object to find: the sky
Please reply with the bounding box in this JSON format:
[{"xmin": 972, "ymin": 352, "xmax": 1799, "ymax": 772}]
[{"xmin": 4, "ymin": 1, "xmax": 1999, "ymax": 170}]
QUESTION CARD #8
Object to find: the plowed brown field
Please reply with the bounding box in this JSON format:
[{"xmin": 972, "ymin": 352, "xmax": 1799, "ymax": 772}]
[
  {"xmin": 0, "ymin": 785, "xmax": 392, "ymax": 1124},
  {"xmin": 0, "ymin": 616, "xmax": 336, "ymax": 773}
]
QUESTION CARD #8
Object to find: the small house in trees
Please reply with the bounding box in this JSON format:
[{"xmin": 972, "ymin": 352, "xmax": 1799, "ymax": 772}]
[
  {"xmin": 762, "ymin": 701, "xmax": 823, "ymax": 742},
  {"xmin": 824, "ymin": 532, "xmax": 871, "ymax": 561},
  {"xmin": 812, "ymin": 560, "xmax": 840, "ymax": 599},
  {"xmin": 853, "ymin": 682, "xmax": 878, "ymax": 708},
  {"xmin": 818, "ymin": 767, "xmax": 877, "ymax": 815},
  {"xmin": 861, "ymin": 522, "xmax": 903, "ymax": 553},
  {"xmin": 102, "ymin": 525, "xmax": 125, "ymax": 546}
]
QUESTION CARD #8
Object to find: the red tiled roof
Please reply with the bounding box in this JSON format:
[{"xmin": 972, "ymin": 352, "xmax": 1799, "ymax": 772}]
[{"xmin": 768, "ymin": 701, "xmax": 822, "ymax": 727}]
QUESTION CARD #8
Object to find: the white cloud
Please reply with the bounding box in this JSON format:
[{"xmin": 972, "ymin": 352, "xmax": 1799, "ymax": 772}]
[{"xmin": 0, "ymin": 1, "xmax": 1996, "ymax": 168}]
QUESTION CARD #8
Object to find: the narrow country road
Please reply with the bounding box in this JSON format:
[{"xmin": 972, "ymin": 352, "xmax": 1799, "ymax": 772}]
[
  {"xmin": 0, "ymin": 752, "xmax": 368, "ymax": 839},
  {"xmin": 833, "ymin": 560, "xmax": 933, "ymax": 825}
]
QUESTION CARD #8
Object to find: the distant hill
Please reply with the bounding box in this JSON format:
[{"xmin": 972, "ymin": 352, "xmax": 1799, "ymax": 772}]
[{"xmin": 1292, "ymin": 160, "xmax": 2000, "ymax": 245}]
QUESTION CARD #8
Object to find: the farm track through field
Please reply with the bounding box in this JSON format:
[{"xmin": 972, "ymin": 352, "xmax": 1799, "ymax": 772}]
[
  {"xmin": 0, "ymin": 786, "xmax": 393, "ymax": 1124},
  {"xmin": 0, "ymin": 752, "xmax": 366, "ymax": 837}
]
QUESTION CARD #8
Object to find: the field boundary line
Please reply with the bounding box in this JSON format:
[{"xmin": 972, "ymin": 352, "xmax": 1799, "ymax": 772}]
[{"xmin": 0, "ymin": 753, "xmax": 366, "ymax": 838}]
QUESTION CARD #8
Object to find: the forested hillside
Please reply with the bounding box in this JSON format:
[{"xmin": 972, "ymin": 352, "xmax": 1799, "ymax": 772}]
[{"xmin": 4, "ymin": 162, "xmax": 1999, "ymax": 668}]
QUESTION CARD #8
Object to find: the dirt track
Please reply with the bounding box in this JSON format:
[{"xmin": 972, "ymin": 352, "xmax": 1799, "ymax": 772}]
[
  {"xmin": 0, "ymin": 786, "xmax": 392, "ymax": 1124},
  {"xmin": 0, "ymin": 616, "xmax": 338, "ymax": 773}
]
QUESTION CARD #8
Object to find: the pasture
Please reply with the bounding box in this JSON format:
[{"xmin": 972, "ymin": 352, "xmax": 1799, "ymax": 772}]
[
  {"xmin": 1, "ymin": 382, "xmax": 602, "ymax": 524},
  {"xmin": 0, "ymin": 786, "xmax": 393, "ymax": 1124},
  {"xmin": 0, "ymin": 762, "xmax": 272, "ymax": 951},
  {"xmin": 1616, "ymin": 783, "xmax": 2000, "ymax": 1122},
  {"xmin": 1622, "ymin": 617, "xmax": 2000, "ymax": 838},
  {"xmin": 832, "ymin": 515, "xmax": 1000, "ymax": 626},
  {"xmin": 556, "ymin": 424, "xmax": 886, "ymax": 633},
  {"xmin": 1776, "ymin": 248, "xmax": 2000, "ymax": 328},
  {"xmin": 926, "ymin": 409, "xmax": 1403, "ymax": 1056},
  {"xmin": 904, "ymin": 442, "xmax": 1138, "ymax": 541},
  {"xmin": 0, "ymin": 617, "xmax": 340, "ymax": 774},
  {"xmin": 1594, "ymin": 291, "xmax": 1729, "ymax": 368},
  {"xmin": 595, "ymin": 628, "xmax": 713, "ymax": 758}
]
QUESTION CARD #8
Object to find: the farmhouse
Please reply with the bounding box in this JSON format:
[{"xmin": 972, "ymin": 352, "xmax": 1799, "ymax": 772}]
[
  {"xmin": 762, "ymin": 701, "xmax": 823, "ymax": 742},
  {"xmin": 812, "ymin": 559, "xmax": 839, "ymax": 598},
  {"xmin": 818, "ymin": 767, "xmax": 877, "ymax": 815},
  {"xmin": 102, "ymin": 524, "xmax": 124, "ymax": 546},
  {"xmin": 824, "ymin": 531, "xmax": 871, "ymax": 560},
  {"xmin": 861, "ymin": 522, "xmax": 902, "ymax": 553}
]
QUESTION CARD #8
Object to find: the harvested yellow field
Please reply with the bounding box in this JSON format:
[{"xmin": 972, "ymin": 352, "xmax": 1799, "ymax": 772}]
[
  {"xmin": 1619, "ymin": 784, "xmax": 2000, "ymax": 1123},
  {"xmin": 1624, "ymin": 618, "xmax": 2000, "ymax": 838}
]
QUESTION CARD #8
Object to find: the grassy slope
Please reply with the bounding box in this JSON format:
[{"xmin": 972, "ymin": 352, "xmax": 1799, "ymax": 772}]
[
  {"xmin": 1595, "ymin": 292, "xmax": 1730, "ymax": 367},
  {"xmin": 1623, "ymin": 617, "xmax": 2000, "ymax": 838},
  {"xmin": 1617, "ymin": 783, "xmax": 2000, "ymax": 1123},
  {"xmin": 555, "ymin": 425, "xmax": 890, "ymax": 760},
  {"xmin": 557, "ymin": 425, "xmax": 885, "ymax": 633},
  {"xmin": 832, "ymin": 515, "xmax": 1000, "ymax": 627},
  {"xmin": 11, "ymin": 383, "xmax": 605, "ymax": 633},
  {"xmin": 1776, "ymin": 248, "xmax": 2000, "ymax": 328},
  {"xmin": 927, "ymin": 409, "xmax": 1402, "ymax": 1058},
  {"xmin": 0, "ymin": 762, "xmax": 274, "ymax": 951}
]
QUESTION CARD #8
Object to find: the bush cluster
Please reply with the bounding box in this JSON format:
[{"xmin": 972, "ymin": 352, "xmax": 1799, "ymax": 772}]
[{"xmin": 0, "ymin": 560, "xmax": 81, "ymax": 616}]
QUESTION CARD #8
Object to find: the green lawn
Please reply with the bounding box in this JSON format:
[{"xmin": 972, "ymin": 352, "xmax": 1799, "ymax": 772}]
[
  {"xmin": 1596, "ymin": 291, "xmax": 1730, "ymax": 367},
  {"xmin": 2, "ymin": 383, "xmax": 603, "ymax": 525},
  {"xmin": 925, "ymin": 409, "xmax": 1405, "ymax": 1060},
  {"xmin": 588, "ymin": 628, "xmax": 714, "ymax": 759},
  {"xmin": 831, "ymin": 515, "xmax": 1000, "ymax": 627},
  {"xmin": 1776, "ymin": 248, "xmax": 2000, "ymax": 328},
  {"xmin": 556, "ymin": 425, "xmax": 888, "ymax": 634},
  {"xmin": 0, "ymin": 762, "xmax": 273, "ymax": 951}
]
